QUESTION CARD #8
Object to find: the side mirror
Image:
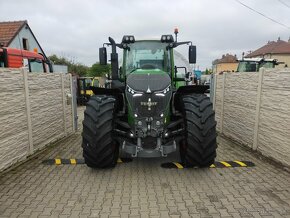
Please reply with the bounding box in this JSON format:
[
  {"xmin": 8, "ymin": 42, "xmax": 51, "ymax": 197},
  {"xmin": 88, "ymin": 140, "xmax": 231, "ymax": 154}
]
[
  {"xmin": 189, "ymin": 45, "xmax": 196, "ymax": 64},
  {"xmin": 99, "ymin": 47, "xmax": 107, "ymax": 65}
]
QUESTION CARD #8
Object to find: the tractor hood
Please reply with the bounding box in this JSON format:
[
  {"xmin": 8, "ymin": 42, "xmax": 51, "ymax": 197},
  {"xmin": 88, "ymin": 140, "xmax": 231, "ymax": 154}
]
[
  {"xmin": 126, "ymin": 69, "xmax": 171, "ymax": 92},
  {"xmin": 125, "ymin": 69, "xmax": 172, "ymax": 120}
]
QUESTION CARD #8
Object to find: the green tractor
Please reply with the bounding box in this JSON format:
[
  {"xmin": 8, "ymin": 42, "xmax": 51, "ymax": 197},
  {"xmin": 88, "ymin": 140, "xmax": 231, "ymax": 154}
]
[{"xmin": 82, "ymin": 33, "xmax": 217, "ymax": 168}]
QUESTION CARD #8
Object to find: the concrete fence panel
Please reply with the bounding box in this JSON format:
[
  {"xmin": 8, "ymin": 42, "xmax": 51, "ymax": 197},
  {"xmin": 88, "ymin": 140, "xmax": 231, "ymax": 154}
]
[
  {"xmin": 214, "ymin": 68, "xmax": 290, "ymax": 167},
  {"xmin": 0, "ymin": 68, "xmax": 75, "ymax": 171},
  {"xmin": 223, "ymin": 72, "xmax": 258, "ymax": 147},
  {"xmin": 257, "ymin": 69, "xmax": 290, "ymax": 165},
  {"xmin": 214, "ymin": 75, "xmax": 224, "ymax": 132},
  {"xmin": 0, "ymin": 69, "xmax": 29, "ymax": 169},
  {"xmin": 29, "ymin": 73, "xmax": 64, "ymax": 151}
]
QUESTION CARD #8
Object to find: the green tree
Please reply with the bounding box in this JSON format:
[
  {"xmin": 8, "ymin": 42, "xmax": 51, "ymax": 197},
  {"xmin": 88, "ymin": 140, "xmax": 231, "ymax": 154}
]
[
  {"xmin": 48, "ymin": 54, "xmax": 89, "ymax": 76},
  {"xmin": 88, "ymin": 63, "xmax": 110, "ymax": 77},
  {"xmin": 71, "ymin": 64, "xmax": 89, "ymax": 76},
  {"xmin": 49, "ymin": 54, "xmax": 69, "ymax": 65},
  {"xmin": 203, "ymin": 68, "xmax": 213, "ymax": 75}
]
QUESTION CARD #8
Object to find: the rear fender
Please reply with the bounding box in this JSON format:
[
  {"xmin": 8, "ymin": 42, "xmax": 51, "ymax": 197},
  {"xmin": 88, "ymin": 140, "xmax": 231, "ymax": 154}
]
[{"xmin": 176, "ymin": 85, "xmax": 209, "ymax": 94}]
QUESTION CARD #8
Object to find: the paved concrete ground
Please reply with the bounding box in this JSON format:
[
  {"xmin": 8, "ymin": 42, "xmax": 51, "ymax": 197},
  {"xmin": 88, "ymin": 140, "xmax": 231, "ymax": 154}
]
[{"xmin": 0, "ymin": 106, "xmax": 289, "ymax": 218}]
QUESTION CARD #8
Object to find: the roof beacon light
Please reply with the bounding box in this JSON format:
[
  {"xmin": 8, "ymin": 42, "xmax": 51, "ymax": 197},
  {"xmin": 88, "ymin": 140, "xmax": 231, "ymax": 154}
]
[
  {"xmin": 174, "ymin": 28, "xmax": 179, "ymax": 34},
  {"xmin": 122, "ymin": 35, "xmax": 135, "ymax": 43},
  {"xmin": 161, "ymin": 35, "xmax": 174, "ymax": 43},
  {"xmin": 174, "ymin": 28, "xmax": 179, "ymax": 42}
]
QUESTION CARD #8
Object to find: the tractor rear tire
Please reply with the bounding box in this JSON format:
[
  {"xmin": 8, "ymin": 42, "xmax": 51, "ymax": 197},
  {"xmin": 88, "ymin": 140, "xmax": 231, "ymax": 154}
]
[
  {"xmin": 180, "ymin": 94, "xmax": 217, "ymax": 167},
  {"xmin": 82, "ymin": 95, "xmax": 119, "ymax": 168}
]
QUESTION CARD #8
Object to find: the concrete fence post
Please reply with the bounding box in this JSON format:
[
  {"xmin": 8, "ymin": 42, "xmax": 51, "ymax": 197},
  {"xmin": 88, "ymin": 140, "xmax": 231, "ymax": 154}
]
[
  {"xmin": 253, "ymin": 68, "xmax": 265, "ymax": 150},
  {"xmin": 212, "ymin": 74, "xmax": 217, "ymax": 110},
  {"xmin": 69, "ymin": 74, "xmax": 76, "ymax": 132},
  {"xmin": 220, "ymin": 72, "xmax": 227, "ymax": 134},
  {"xmin": 22, "ymin": 69, "xmax": 34, "ymax": 155},
  {"xmin": 61, "ymin": 74, "xmax": 67, "ymax": 135}
]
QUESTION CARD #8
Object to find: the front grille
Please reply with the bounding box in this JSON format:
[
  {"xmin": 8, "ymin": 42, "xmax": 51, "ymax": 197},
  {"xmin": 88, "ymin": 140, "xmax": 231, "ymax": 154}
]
[{"xmin": 127, "ymin": 92, "xmax": 171, "ymax": 118}]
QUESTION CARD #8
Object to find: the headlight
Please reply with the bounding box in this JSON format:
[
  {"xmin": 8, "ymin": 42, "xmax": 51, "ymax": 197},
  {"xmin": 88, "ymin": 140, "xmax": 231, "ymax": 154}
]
[
  {"xmin": 127, "ymin": 85, "xmax": 135, "ymax": 94},
  {"xmin": 126, "ymin": 85, "xmax": 143, "ymax": 96},
  {"xmin": 163, "ymin": 85, "xmax": 171, "ymax": 94},
  {"xmin": 155, "ymin": 85, "xmax": 171, "ymax": 96}
]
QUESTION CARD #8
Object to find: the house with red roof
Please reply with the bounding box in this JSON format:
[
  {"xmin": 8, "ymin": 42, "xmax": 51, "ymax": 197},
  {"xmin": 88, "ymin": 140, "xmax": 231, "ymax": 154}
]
[
  {"xmin": 0, "ymin": 20, "xmax": 47, "ymax": 58},
  {"xmin": 212, "ymin": 54, "xmax": 238, "ymax": 74},
  {"xmin": 246, "ymin": 37, "xmax": 290, "ymax": 68}
]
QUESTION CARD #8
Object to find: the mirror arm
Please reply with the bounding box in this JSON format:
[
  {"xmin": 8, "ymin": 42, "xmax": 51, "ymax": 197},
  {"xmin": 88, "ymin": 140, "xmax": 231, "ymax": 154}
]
[
  {"xmin": 103, "ymin": 43, "xmax": 110, "ymax": 47},
  {"xmin": 104, "ymin": 42, "xmax": 128, "ymax": 50},
  {"xmin": 175, "ymin": 41, "xmax": 192, "ymax": 47},
  {"xmin": 166, "ymin": 41, "xmax": 192, "ymax": 50}
]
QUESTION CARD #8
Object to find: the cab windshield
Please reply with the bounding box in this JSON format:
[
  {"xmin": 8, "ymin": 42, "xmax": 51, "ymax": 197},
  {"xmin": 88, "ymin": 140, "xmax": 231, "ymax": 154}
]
[
  {"xmin": 237, "ymin": 61, "xmax": 258, "ymax": 72},
  {"xmin": 125, "ymin": 41, "xmax": 170, "ymax": 74},
  {"xmin": 238, "ymin": 61, "xmax": 275, "ymax": 72}
]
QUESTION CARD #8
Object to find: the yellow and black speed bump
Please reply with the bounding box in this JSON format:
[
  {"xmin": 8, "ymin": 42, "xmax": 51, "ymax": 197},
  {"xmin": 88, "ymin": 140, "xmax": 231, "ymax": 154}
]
[
  {"xmin": 42, "ymin": 158, "xmax": 133, "ymax": 165},
  {"xmin": 42, "ymin": 159, "xmax": 84, "ymax": 165},
  {"xmin": 161, "ymin": 161, "xmax": 255, "ymax": 169}
]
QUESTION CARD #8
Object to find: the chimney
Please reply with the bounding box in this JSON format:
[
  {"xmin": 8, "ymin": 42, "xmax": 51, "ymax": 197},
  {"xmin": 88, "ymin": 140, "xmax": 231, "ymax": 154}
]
[
  {"xmin": 288, "ymin": 37, "xmax": 290, "ymax": 43},
  {"xmin": 278, "ymin": 36, "xmax": 281, "ymax": 41}
]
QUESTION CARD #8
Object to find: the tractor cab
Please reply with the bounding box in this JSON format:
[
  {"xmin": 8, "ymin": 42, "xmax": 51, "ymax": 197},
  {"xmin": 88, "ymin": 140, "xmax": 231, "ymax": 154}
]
[
  {"xmin": 237, "ymin": 58, "xmax": 278, "ymax": 72},
  {"xmin": 0, "ymin": 47, "xmax": 52, "ymax": 72}
]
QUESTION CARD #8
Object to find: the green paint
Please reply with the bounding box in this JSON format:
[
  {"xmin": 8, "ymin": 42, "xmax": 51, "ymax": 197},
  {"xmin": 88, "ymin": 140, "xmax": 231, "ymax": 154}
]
[
  {"xmin": 127, "ymin": 105, "xmax": 134, "ymax": 125},
  {"xmin": 170, "ymin": 49, "xmax": 175, "ymax": 87}
]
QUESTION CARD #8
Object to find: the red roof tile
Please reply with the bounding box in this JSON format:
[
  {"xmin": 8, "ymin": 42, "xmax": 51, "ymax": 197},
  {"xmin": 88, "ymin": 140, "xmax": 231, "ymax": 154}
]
[
  {"xmin": 213, "ymin": 54, "xmax": 238, "ymax": 64},
  {"xmin": 0, "ymin": 20, "xmax": 27, "ymax": 47},
  {"xmin": 246, "ymin": 39, "xmax": 290, "ymax": 57}
]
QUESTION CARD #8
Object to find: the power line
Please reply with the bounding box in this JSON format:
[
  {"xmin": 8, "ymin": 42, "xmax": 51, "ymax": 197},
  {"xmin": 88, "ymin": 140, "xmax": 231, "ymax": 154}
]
[
  {"xmin": 234, "ymin": 0, "xmax": 290, "ymax": 29},
  {"xmin": 278, "ymin": 0, "xmax": 290, "ymax": 8}
]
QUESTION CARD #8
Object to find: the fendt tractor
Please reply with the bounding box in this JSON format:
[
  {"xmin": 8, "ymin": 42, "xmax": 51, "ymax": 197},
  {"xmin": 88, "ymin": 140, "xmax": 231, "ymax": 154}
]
[{"xmin": 82, "ymin": 31, "xmax": 217, "ymax": 168}]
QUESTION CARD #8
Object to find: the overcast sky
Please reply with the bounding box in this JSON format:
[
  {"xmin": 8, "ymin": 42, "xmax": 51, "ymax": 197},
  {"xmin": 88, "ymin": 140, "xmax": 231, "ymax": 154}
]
[{"xmin": 1, "ymin": 0, "xmax": 290, "ymax": 70}]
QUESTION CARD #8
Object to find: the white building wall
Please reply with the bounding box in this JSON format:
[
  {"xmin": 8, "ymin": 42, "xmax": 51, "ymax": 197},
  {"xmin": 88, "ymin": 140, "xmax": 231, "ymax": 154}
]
[{"xmin": 9, "ymin": 25, "xmax": 44, "ymax": 55}]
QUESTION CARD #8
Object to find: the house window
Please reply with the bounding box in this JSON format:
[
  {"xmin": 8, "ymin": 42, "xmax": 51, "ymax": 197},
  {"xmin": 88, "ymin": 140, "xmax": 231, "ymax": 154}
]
[{"xmin": 22, "ymin": 38, "xmax": 29, "ymax": 50}]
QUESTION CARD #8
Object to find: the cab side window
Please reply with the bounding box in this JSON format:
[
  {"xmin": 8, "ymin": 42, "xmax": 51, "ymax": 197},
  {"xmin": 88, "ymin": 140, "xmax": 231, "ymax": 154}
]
[{"xmin": 29, "ymin": 59, "xmax": 44, "ymax": 73}]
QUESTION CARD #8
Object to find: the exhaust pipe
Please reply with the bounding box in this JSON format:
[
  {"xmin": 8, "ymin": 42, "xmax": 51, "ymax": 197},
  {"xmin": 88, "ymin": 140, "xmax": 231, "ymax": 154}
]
[{"xmin": 108, "ymin": 37, "xmax": 119, "ymax": 80}]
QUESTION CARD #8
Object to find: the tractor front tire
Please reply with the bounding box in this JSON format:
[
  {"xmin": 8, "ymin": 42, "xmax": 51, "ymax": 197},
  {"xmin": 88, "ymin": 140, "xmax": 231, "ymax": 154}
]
[
  {"xmin": 180, "ymin": 94, "xmax": 217, "ymax": 167},
  {"xmin": 82, "ymin": 95, "xmax": 119, "ymax": 168}
]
